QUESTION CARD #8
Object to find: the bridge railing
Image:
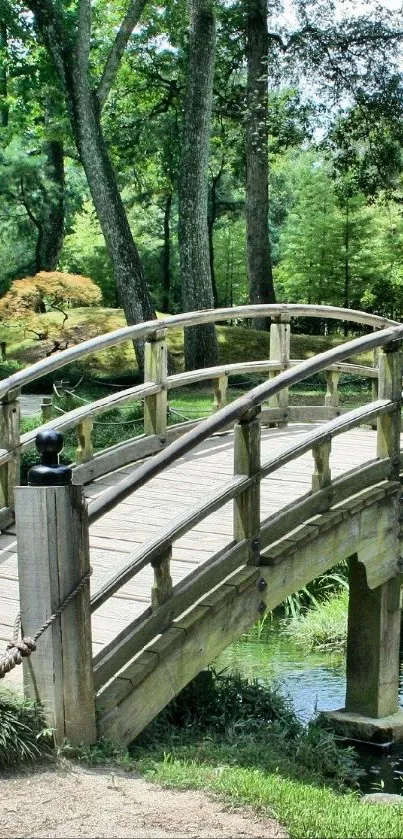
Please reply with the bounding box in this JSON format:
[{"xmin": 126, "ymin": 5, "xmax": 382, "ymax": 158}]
[
  {"xmin": 0, "ymin": 304, "xmax": 394, "ymax": 529},
  {"xmin": 87, "ymin": 324, "xmax": 402, "ymax": 689},
  {"xmin": 12, "ymin": 319, "xmax": 403, "ymax": 742}
]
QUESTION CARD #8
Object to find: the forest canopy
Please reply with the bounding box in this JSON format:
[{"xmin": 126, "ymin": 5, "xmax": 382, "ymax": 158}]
[{"xmin": 1, "ymin": 0, "xmax": 403, "ymax": 368}]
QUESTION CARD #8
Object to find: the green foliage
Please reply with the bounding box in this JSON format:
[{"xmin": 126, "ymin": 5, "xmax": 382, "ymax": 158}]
[
  {"xmin": 133, "ymin": 669, "xmax": 363, "ymax": 791},
  {"xmin": 0, "ymin": 689, "xmax": 53, "ymax": 767},
  {"xmin": 285, "ymin": 590, "xmax": 349, "ymax": 652},
  {"xmin": 142, "ymin": 757, "xmax": 403, "ymax": 839}
]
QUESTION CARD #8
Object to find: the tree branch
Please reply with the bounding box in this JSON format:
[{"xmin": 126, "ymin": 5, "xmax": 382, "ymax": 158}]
[
  {"xmin": 74, "ymin": 0, "xmax": 92, "ymax": 73},
  {"xmin": 19, "ymin": 177, "xmax": 41, "ymax": 230},
  {"xmin": 24, "ymin": 0, "xmax": 68, "ymax": 87},
  {"xmin": 97, "ymin": 0, "xmax": 149, "ymax": 111}
]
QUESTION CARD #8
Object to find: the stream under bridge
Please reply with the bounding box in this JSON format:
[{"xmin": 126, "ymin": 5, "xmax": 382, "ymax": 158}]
[{"xmin": 1, "ymin": 304, "xmax": 403, "ymax": 747}]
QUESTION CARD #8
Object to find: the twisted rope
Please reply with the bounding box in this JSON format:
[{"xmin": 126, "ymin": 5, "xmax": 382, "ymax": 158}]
[{"xmin": 0, "ymin": 568, "xmax": 92, "ymax": 679}]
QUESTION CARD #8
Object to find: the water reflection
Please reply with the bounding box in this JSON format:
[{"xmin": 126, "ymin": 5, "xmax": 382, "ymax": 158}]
[{"xmin": 216, "ymin": 624, "xmax": 403, "ymax": 793}]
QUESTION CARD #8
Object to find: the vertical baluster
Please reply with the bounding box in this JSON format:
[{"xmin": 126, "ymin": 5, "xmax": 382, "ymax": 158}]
[
  {"xmin": 151, "ymin": 547, "xmax": 173, "ymax": 611},
  {"xmin": 312, "ymin": 440, "xmax": 331, "ymax": 492},
  {"xmin": 233, "ymin": 406, "xmax": 261, "ymax": 564},
  {"xmin": 377, "ymin": 343, "xmax": 402, "ymax": 479},
  {"xmin": 213, "ymin": 374, "xmax": 228, "ymax": 412},
  {"xmin": 0, "ymin": 388, "xmax": 20, "ymax": 510},
  {"xmin": 144, "ymin": 330, "xmax": 168, "ymax": 437},
  {"xmin": 41, "ymin": 395, "xmax": 53, "ymax": 423},
  {"xmin": 325, "ymin": 370, "xmax": 340, "ymax": 416},
  {"xmin": 76, "ymin": 417, "xmax": 94, "ymax": 464},
  {"xmin": 268, "ymin": 314, "xmax": 290, "ymax": 425}
]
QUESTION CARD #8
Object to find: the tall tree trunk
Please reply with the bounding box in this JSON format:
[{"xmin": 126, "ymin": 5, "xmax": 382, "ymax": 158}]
[
  {"xmin": 26, "ymin": 0, "xmax": 156, "ymax": 371},
  {"xmin": 0, "ymin": 20, "xmax": 8, "ymax": 127},
  {"xmin": 178, "ymin": 0, "xmax": 218, "ymax": 371},
  {"xmin": 162, "ymin": 192, "xmax": 172, "ymax": 313},
  {"xmin": 35, "ymin": 140, "xmax": 65, "ymax": 271},
  {"xmin": 67, "ymin": 66, "xmax": 155, "ymax": 337},
  {"xmin": 208, "ymin": 172, "xmax": 221, "ymax": 307},
  {"xmin": 344, "ymin": 199, "xmax": 350, "ymax": 336},
  {"xmin": 245, "ymin": 0, "xmax": 275, "ymax": 331}
]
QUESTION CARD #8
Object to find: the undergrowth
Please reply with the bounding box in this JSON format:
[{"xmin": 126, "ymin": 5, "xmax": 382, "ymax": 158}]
[
  {"xmin": 131, "ymin": 669, "xmax": 363, "ymax": 791},
  {"xmin": 285, "ymin": 590, "xmax": 349, "ymax": 652},
  {"xmin": 0, "ymin": 690, "xmax": 52, "ymax": 768}
]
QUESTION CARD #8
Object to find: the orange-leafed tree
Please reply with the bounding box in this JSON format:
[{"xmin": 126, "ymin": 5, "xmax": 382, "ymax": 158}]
[
  {"xmin": 0, "ymin": 271, "xmax": 102, "ymax": 319},
  {"xmin": 0, "ymin": 271, "xmax": 102, "ymax": 354}
]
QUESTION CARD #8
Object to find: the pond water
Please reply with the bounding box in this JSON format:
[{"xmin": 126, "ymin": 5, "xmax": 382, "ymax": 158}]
[{"xmin": 216, "ymin": 622, "xmax": 403, "ymax": 794}]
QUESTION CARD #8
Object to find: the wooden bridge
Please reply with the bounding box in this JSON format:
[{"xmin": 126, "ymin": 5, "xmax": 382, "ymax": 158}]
[{"xmin": 1, "ymin": 304, "xmax": 403, "ymax": 747}]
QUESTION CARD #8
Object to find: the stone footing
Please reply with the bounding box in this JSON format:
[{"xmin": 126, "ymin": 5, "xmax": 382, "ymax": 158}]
[{"xmin": 321, "ymin": 708, "xmax": 403, "ymax": 745}]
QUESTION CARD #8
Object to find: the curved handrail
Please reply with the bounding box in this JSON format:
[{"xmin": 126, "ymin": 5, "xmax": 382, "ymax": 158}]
[
  {"xmin": 0, "ymin": 358, "xmax": 377, "ymax": 468},
  {"xmin": 90, "ymin": 397, "xmax": 393, "ymax": 612},
  {"xmin": 0, "ymin": 303, "xmax": 397, "ymax": 399},
  {"xmin": 88, "ymin": 323, "xmax": 403, "ymax": 522}
]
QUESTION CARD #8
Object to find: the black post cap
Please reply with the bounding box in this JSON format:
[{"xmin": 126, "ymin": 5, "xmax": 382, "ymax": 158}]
[{"xmin": 28, "ymin": 429, "xmax": 72, "ymax": 486}]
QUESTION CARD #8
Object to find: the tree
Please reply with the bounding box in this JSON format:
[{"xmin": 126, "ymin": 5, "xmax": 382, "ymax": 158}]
[
  {"xmin": 178, "ymin": 0, "xmax": 218, "ymax": 370},
  {"xmin": 22, "ymin": 0, "xmax": 156, "ymax": 367},
  {"xmin": 0, "ymin": 270, "xmax": 102, "ymax": 317},
  {"xmin": 245, "ymin": 0, "xmax": 275, "ymax": 330}
]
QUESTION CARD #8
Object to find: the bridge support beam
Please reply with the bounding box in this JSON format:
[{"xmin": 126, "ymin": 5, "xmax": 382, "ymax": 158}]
[{"xmin": 345, "ymin": 557, "xmax": 401, "ymax": 720}]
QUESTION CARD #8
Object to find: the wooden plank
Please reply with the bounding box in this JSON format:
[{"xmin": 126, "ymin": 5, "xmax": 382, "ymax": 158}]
[
  {"xmin": 92, "ymin": 539, "xmax": 249, "ymax": 690},
  {"xmin": 97, "ymin": 568, "xmax": 263, "ymax": 745}
]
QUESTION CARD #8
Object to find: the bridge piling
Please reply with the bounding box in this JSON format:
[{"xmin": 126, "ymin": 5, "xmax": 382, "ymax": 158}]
[{"xmin": 14, "ymin": 431, "xmax": 96, "ymax": 746}]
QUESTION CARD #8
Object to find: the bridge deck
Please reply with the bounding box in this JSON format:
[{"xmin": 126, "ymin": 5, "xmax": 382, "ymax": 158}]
[{"xmin": 0, "ymin": 422, "xmax": 378, "ymax": 689}]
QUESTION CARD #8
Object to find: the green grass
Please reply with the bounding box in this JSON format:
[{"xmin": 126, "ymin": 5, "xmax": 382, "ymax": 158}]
[
  {"xmin": 139, "ymin": 757, "xmax": 403, "ymax": 839},
  {"xmin": 127, "ymin": 670, "xmax": 403, "ymax": 838},
  {"xmin": 284, "ymin": 590, "xmax": 349, "ymax": 652},
  {"xmin": 0, "ymin": 689, "xmax": 53, "ymax": 767},
  {"xmin": 0, "ymin": 306, "xmax": 376, "ymax": 380}
]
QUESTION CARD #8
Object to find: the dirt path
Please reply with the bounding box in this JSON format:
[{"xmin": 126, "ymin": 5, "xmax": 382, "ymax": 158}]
[{"xmin": 0, "ymin": 763, "xmax": 287, "ymax": 838}]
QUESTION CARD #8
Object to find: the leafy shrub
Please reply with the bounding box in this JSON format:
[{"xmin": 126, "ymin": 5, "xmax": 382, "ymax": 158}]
[{"xmin": 0, "ymin": 690, "xmax": 52, "ymax": 767}]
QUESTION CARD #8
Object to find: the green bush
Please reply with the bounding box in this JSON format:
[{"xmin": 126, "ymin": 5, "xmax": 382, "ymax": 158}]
[{"xmin": 0, "ymin": 690, "xmax": 52, "ymax": 767}]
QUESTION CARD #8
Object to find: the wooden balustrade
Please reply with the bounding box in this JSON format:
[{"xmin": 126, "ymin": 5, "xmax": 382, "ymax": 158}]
[{"xmin": 0, "ymin": 306, "xmax": 399, "ymax": 530}]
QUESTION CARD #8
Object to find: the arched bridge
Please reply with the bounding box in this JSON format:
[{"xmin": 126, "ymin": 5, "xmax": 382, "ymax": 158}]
[{"xmin": 1, "ymin": 304, "xmax": 403, "ymax": 747}]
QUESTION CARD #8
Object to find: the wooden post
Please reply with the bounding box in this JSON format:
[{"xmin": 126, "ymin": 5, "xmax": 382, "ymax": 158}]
[
  {"xmin": 14, "ymin": 430, "xmax": 96, "ymax": 746},
  {"xmin": 213, "ymin": 375, "xmax": 228, "ymax": 412},
  {"xmin": 0, "ymin": 341, "xmax": 6, "ymax": 360},
  {"xmin": 0, "ymin": 388, "xmax": 20, "ymax": 510},
  {"xmin": 144, "ymin": 330, "xmax": 168, "ymax": 437},
  {"xmin": 151, "ymin": 547, "xmax": 173, "ymax": 611},
  {"xmin": 325, "ymin": 370, "xmax": 340, "ymax": 414},
  {"xmin": 233, "ymin": 406, "xmax": 261, "ymax": 564},
  {"xmin": 377, "ymin": 343, "xmax": 402, "ymax": 479},
  {"xmin": 345, "ymin": 556, "xmax": 401, "ymax": 718},
  {"xmin": 40, "ymin": 396, "xmax": 53, "ymax": 423},
  {"xmin": 76, "ymin": 417, "xmax": 94, "ymax": 464},
  {"xmin": 268, "ymin": 315, "xmax": 290, "ymax": 425},
  {"xmin": 311, "ymin": 440, "xmax": 331, "ymax": 492}
]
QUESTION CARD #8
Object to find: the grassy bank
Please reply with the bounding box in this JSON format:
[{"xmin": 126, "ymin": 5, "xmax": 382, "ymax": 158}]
[
  {"xmin": 3, "ymin": 672, "xmax": 402, "ymax": 837},
  {"xmin": 284, "ymin": 590, "xmax": 349, "ymax": 652},
  {"xmin": 128, "ymin": 670, "xmax": 402, "ymax": 839}
]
